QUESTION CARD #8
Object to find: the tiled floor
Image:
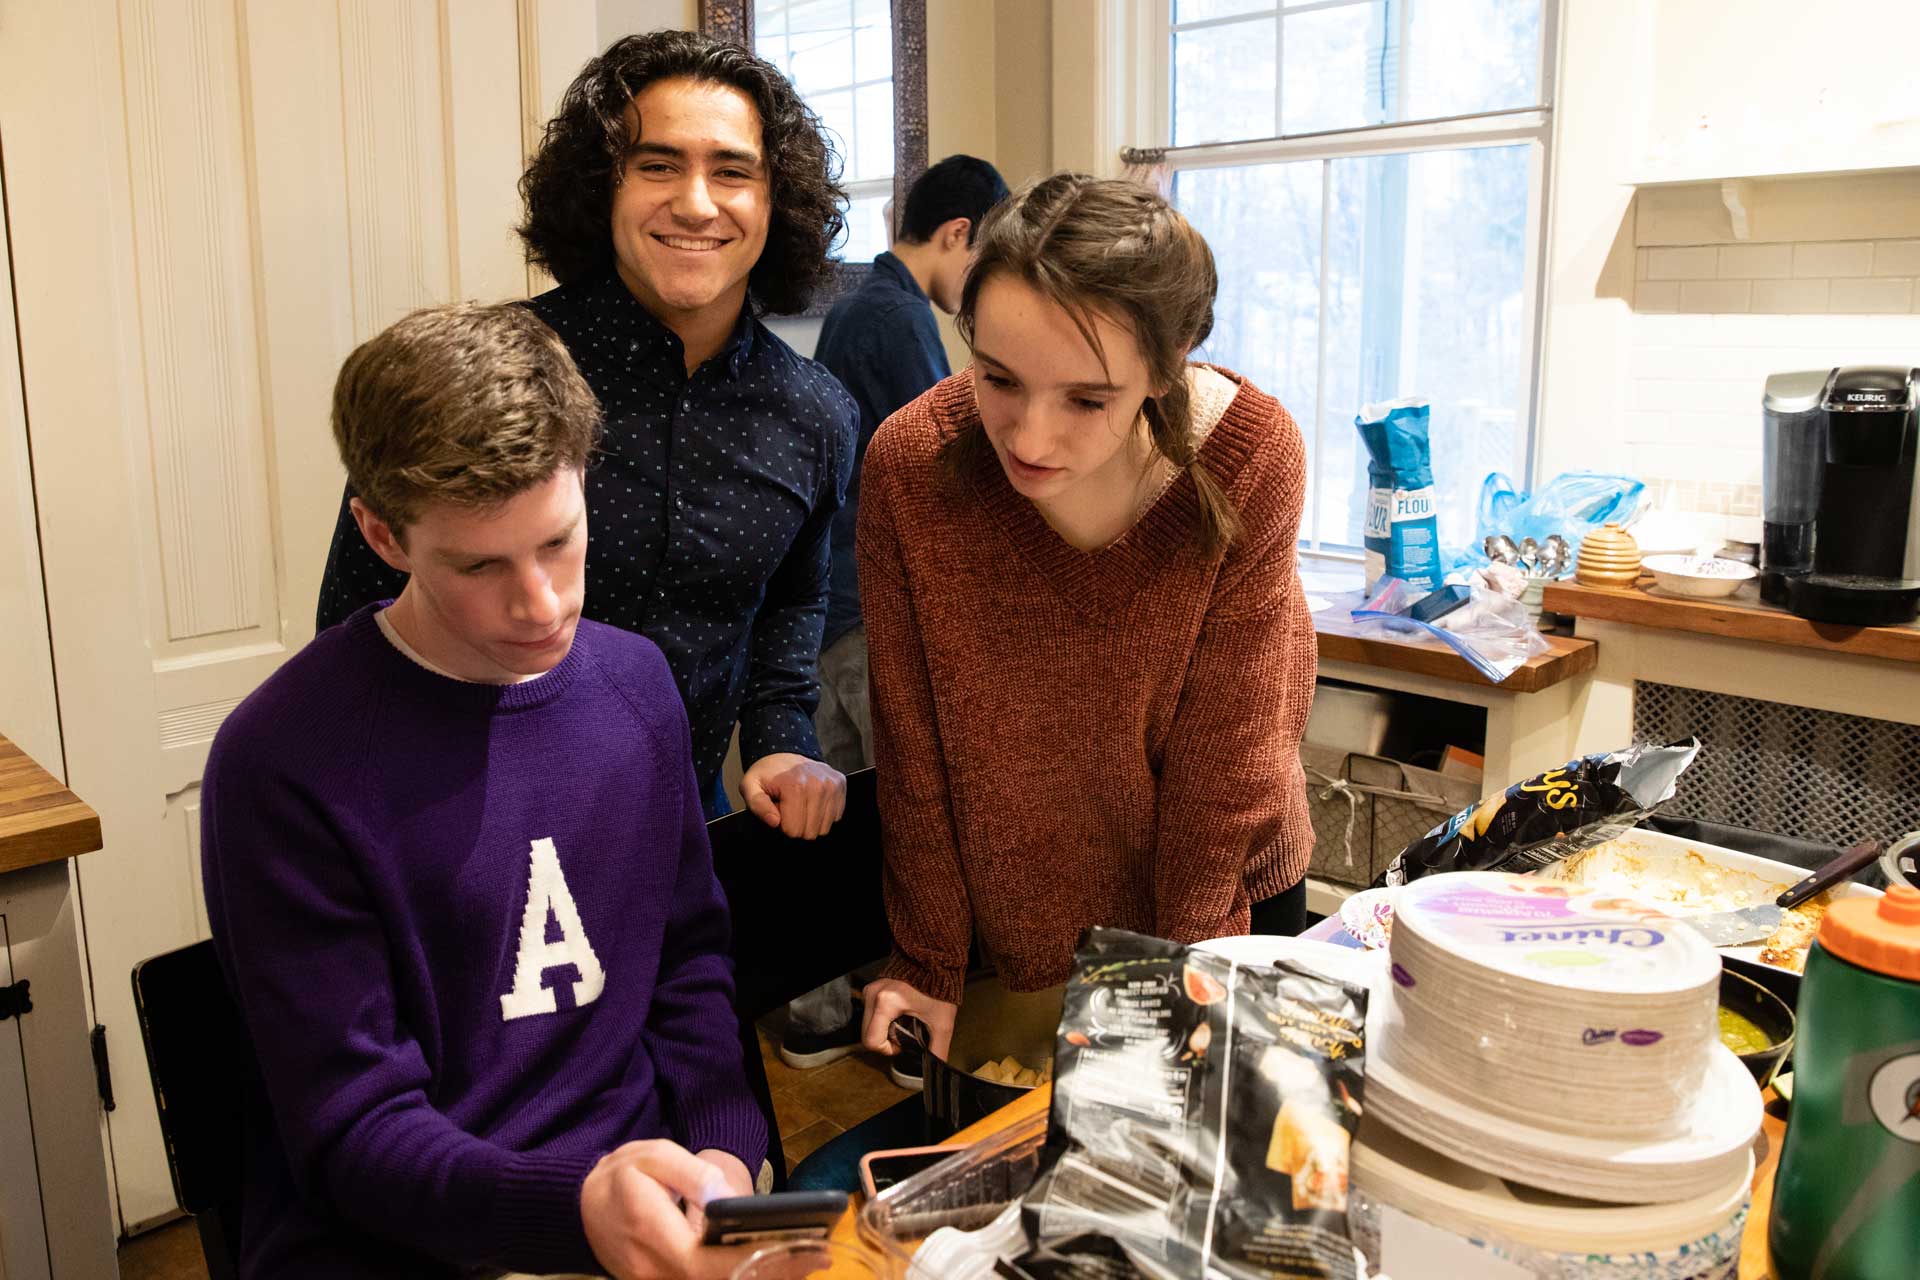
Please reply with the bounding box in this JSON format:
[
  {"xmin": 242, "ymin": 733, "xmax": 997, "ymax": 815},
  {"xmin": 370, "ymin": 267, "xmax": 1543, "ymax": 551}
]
[{"xmin": 115, "ymin": 1022, "xmax": 908, "ymax": 1280}]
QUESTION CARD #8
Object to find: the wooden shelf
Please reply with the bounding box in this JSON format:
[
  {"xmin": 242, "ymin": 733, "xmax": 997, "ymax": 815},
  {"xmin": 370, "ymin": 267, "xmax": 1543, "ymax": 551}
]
[
  {"xmin": 0, "ymin": 734, "xmax": 102, "ymax": 875},
  {"xmin": 1542, "ymin": 578, "xmax": 1920, "ymax": 665},
  {"xmin": 1314, "ymin": 606, "xmax": 1597, "ymax": 694}
]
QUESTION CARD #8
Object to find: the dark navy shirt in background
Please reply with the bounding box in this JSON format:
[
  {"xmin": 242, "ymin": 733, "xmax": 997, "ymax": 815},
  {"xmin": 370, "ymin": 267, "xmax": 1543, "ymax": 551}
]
[
  {"xmin": 812, "ymin": 251, "xmax": 950, "ymax": 648},
  {"xmin": 317, "ymin": 273, "xmax": 858, "ymax": 793}
]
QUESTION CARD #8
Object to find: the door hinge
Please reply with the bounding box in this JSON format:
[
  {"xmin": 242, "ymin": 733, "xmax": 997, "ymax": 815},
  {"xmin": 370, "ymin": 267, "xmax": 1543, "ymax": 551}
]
[
  {"xmin": 91, "ymin": 1023, "xmax": 115, "ymax": 1112},
  {"xmin": 0, "ymin": 979, "xmax": 29, "ymax": 1021}
]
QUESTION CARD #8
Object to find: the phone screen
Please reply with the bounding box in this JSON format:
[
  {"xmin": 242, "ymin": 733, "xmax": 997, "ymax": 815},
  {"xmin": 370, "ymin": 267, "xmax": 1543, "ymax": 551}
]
[{"xmin": 862, "ymin": 1148, "xmax": 956, "ymax": 1196}]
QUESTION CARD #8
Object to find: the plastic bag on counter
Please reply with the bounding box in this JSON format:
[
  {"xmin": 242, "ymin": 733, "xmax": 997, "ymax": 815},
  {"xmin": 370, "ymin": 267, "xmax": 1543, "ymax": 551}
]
[
  {"xmin": 1476, "ymin": 472, "xmax": 1645, "ymax": 562},
  {"xmin": 1376, "ymin": 739, "xmax": 1701, "ymax": 887},
  {"xmin": 1357, "ymin": 400, "xmax": 1442, "ymax": 594},
  {"xmin": 1349, "ymin": 577, "xmax": 1550, "ymax": 685},
  {"xmin": 1011, "ymin": 928, "xmax": 1369, "ymax": 1280}
]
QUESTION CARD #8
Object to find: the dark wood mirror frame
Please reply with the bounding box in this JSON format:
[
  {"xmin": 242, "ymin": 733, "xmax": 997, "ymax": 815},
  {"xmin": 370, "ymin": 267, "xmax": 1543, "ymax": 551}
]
[{"xmin": 699, "ymin": 0, "xmax": 929, "ymax": 317}]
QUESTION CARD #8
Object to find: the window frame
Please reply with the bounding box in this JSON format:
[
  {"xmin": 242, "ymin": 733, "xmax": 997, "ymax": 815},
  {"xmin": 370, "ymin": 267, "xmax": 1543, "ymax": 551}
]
[
  {"xmin": 701, "ymin": 0, "xmax": 929, "ymax": 317},
  {"xmin": 1142, "ymin": 0, "xmax": 1561, "ymax": 560}
]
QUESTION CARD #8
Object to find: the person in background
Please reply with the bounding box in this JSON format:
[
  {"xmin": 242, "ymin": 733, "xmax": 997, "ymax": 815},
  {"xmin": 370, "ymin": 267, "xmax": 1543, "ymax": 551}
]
[
  {"xmin": 856, "ymin": 174, "xmax": 1318, "ymax": 1065},
  {"xmin": 315, "ymin": 30, "xmax": 856, "ymax": 837},
  {"xmin": 204, "ymin": 304, "xmax": 764, "ymax": 1280},
  {"xmin": 777, "ymin": 155, "xmax": 1009, "ymax": 1084}
]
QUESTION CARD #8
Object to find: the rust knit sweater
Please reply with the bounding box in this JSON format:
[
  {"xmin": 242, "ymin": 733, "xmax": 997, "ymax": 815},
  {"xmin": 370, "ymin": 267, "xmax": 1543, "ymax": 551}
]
[{"xmin": 857, "ymin": 368, "xmax": 1318, "ymax": 1003}]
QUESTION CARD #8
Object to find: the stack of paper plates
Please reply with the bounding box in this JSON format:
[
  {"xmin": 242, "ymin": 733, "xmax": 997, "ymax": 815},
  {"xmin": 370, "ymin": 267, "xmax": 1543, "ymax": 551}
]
[
  {"xmin": 1364, "ymin": 872, "xmax": 1762, "ymax": 1203},
  {"xmin": 1349, "ymin": 1117, "xmax": 1751, "ymax": 1277}
]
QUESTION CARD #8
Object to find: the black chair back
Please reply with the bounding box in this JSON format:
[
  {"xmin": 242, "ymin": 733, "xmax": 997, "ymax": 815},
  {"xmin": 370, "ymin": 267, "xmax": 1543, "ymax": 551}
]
[
  {"xmin": 131, "ymin": 939, "xmax": 245, "ymax": 1280},
  {"xmin": 707, "ymin": 766, "xmax": 892, "ymax": 1181}
]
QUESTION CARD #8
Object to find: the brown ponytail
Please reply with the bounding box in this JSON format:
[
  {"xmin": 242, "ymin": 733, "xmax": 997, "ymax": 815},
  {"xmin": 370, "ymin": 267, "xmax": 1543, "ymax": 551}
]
[{"xmin": 940, "ymin": 172, "xmax": 1241, "ymax": 555}]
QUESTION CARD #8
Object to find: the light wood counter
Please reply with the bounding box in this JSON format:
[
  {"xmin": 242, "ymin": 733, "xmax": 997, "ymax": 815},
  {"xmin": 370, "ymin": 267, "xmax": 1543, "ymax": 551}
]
[
  {"xmin": 0, "ymin": 732, "xmax": 102, "ymax": 873},
  {"xmin": 1543, "ymin": 578, "xmax": 1920, "ymax": 666}
]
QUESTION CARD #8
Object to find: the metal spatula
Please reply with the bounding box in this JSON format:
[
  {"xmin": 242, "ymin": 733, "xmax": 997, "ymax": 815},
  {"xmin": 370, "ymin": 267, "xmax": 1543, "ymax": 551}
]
[{"xmin": 1675, "ymin": 903, "xmax": 1784, "ymax": 946}]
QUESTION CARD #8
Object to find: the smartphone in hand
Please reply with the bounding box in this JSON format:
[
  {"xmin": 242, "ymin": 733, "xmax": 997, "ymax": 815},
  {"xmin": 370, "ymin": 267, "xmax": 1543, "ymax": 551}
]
[{"xmin": 699, "ymin": 1190, "xmax": 849, "ymax": 1247}]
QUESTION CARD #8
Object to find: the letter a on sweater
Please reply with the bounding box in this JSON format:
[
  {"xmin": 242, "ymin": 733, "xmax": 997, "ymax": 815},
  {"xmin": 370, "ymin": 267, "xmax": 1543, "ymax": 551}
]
[{"xmin": 500, "ymin": 837, "xmax": 606, "ymax": 1020}]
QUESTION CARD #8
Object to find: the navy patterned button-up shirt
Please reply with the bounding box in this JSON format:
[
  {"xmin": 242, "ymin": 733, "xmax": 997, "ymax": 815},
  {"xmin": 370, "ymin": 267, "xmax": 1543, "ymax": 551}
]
[{"xmin": 316, "ymin": 273, "xmax": 859, "ymax": 792}]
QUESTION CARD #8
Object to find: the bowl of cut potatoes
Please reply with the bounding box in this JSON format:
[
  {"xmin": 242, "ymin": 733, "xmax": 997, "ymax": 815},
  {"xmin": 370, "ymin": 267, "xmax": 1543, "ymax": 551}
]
[{"xmin": 901, "ymin": 979, "xmax": 1065, "ymax": 1138}]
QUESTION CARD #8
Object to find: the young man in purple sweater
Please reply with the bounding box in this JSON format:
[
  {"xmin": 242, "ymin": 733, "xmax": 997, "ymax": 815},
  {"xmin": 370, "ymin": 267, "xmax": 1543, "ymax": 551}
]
[{"xmin": 200, "ymin": 303, "xmax": 765, "ymax": 1280}]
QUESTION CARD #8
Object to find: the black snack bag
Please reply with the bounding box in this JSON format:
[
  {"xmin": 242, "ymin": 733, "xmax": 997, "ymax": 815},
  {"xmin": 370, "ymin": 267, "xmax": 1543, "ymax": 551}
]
[
  {"xmin": 1376, "ymin": 738, "xmax": 1700, "ymax": 887},
  {"xmin": 1016, "ymin": 928, "xmax": 1367, "ymax": 1280}
]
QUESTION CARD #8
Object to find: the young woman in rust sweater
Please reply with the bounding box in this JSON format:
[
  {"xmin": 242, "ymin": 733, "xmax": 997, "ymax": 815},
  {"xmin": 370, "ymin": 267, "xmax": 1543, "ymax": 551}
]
[{"xmin": 855, "ymin": 174, "xmax": 1318, "ymax": 1062}]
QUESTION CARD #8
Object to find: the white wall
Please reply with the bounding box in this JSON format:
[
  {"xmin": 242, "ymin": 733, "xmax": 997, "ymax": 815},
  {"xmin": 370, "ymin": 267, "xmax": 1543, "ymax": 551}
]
[
  {"xmin": 598, "ymin": 0, "xmax": 695, "ymax": 42},
  {"xmin": 1536, "ymin": 0, "xmax": 1920, "ymax": 542}
]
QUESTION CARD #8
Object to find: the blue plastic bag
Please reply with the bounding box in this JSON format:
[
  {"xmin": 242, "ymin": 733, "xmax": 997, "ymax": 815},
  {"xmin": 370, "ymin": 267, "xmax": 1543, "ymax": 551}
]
[
  {"xmin": 1356, "ymin": 399, "xmax": 1442, "ymax": 593},
  {"xmin": 1477, "ymin": 472, "xmax": 1646, "ymax": 560}
]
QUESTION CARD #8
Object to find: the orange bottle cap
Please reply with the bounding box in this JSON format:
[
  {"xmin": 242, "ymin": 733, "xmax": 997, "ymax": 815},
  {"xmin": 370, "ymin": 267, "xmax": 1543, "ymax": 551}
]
[{"xmin": 1819, "ymin": 885, "xmax": 1920, "ymax": 981}]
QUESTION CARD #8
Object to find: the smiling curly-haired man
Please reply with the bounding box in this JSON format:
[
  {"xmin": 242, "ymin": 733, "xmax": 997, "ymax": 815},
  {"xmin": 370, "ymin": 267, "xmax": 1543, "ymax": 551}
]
[{"xmin": 317, "ymin": 31, "xmax": 859, "ymax": 839}]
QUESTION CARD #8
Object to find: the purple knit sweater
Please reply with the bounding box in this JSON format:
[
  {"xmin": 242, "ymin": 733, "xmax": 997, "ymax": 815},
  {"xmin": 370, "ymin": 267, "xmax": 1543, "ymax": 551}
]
[{"xmin": 201, "ymin": 605, "xmax": 766, "ymax": 1277}]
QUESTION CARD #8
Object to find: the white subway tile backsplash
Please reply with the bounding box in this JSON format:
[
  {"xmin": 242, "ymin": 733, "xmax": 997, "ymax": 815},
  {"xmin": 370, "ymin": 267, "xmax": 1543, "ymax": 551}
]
[
  {"xmin": 1632, "ymin": 378, "xmax": 1747, "ymax": 414},
  {"xmin": 1874, "ymin": 241, "xmax": 1920, "ymax": 276},
  {"xmin": 1828, "ymin": 276, "xmax": 1914, "ymax": 314},
  {"xmin": 1751, "ymin": 278, "xmax": 1831, "ymax": 313},
  {"xmin": 1679, "ymin": 279, "xmax": 1752, "ymax": 313},
  {"xmin": 1794, "ymin": 241, "xmax": 1876, "ymax": 278},
  {"xmin": 1669, "ymin": 411, "xmax": 1759, "ymax": 450},
  {"xmin": 1717, "ymin": 244, "xmax": 1793, "ymax": 278}
]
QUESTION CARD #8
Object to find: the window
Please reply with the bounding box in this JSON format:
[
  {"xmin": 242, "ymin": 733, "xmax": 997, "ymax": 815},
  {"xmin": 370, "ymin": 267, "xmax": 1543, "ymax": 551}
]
[
  {"xmin": 756, "ymin": 0, "xmax": 895, "ymax": 262},
  {"xmin": 1156, "ymin": 0, "xmax": 1556, "ymax": 554}
]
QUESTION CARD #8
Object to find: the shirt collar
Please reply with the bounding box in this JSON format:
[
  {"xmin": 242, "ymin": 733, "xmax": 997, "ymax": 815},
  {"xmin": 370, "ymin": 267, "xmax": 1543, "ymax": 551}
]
[
  {"xmin": 873, "ymin": 251, "xmax": 928, "ymax": 303},
  {"xmin": 585, "ymin": 272, "xmax": 758, "ymax": 381}
]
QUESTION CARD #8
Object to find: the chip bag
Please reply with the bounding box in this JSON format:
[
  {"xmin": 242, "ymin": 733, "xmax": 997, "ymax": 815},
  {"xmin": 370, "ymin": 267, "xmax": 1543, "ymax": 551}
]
[
  {"xmin": 1014, "ymin": 929, "xmax": 1368, "ymax": 1280},
  {"xmin": 1377, "ymin": 739, "xmax": 1701, "ymax": 886}
]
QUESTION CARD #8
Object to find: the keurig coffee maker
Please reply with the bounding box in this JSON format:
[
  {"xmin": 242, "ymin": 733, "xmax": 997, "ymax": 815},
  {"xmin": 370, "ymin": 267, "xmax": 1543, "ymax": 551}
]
[{"xmin": 1760, "ymin": 366, "xmax": 1920, "ymax": 626}]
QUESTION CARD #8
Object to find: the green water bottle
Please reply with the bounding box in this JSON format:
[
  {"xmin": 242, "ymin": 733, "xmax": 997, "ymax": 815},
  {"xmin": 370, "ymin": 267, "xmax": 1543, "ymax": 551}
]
[{"xmin": 1769, "ymin": 884, "xmax": 1920, "ymax": 1279}]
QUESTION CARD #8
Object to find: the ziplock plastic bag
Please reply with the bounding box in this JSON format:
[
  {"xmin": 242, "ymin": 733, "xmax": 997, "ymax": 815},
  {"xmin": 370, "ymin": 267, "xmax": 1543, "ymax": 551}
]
[
  {"xmin": 1377, "ymin": 739, "xmax": 1701, "ymax": 887},
  {"xmin": 1016, "ymin": 928, "xmax": 1368, "ymax": 1280},
  {"xmin": 1477, "ymin": 472, "xmax": 1646, "ymax": 559},
  {"xmin": 1356, "ymin": 400, "xmax": 1441, "ymax": 593},
  {"xmin": 1350, "ymin": 577, "xmax": 1549, "ymax": 684}
]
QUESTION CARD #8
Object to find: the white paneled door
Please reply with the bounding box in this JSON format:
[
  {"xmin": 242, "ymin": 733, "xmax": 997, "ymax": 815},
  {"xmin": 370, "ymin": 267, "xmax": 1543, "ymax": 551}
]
[{"xmin": 0, "ymin": 0, "xmax": 596, "ymax": 1234}]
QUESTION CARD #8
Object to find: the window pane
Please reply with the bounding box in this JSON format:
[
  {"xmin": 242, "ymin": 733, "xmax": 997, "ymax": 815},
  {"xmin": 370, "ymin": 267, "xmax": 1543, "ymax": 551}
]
[
  {"xmin": 1282, "ymin": 2, "xmax": 1388, "ymax": 136},
  {"xmin": 786, "ymin": 0, "xmax": 854, "ymax": 92},
  {"xmin": 1174, "ymin": 144, "xmax": 1532, "ymax": 549},
  {"xmin": 1319, "ymin": 145, "xmax": 1531, "ymax": 547},
  {"xmin": 853, "ymin": 0, "xmax": 891, "ymax": 81},
  {"xmin": 853, "ymin": 81, "xmax": 894, "ymax": 183},
  {"xmin": 1173, "ymin": 19, "xmax": 1278, "ymax": 145},
  {"xmin": 837, "ymin": 192, "xmax": 891, "ymax": 263},
  {"xmin": 1175, "ymin": 0, "xmax": 1271, "ymax": 21},
  {"xmin": 1175, "ymin": 160, "xmax": 1324, "ymax": 464},
  {"xmin": 1172, "ymin": 1, "xmax": 1543, "ymax": 145},
  {"xmin": 1406, "ymin": 0, "xmax": 1541, "ymax": 119},
  {"xmin": 755, "ymin": 33, "xmax": 791, "ymax": 78},
  {"xmin": 811, "ymin": 87, "xmax": 855, "ymax": 180}
]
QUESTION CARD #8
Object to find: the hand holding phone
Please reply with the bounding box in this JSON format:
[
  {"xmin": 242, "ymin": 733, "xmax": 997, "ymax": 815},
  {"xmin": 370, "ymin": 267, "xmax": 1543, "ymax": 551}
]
[
  {"xmin": 583, "ymin": 1140, "xmax": 755, "ymax": 1279},
  {"xmin": 699, "ymin": 1189, "xmax": 849, "ymax": 1247}
]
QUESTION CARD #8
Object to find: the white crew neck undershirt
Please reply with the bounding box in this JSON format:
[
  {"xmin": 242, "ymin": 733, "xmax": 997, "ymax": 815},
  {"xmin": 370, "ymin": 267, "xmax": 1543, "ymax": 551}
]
[{"xmin": 375, "ymin": 605, "xmax": 546, "ymax": 685}]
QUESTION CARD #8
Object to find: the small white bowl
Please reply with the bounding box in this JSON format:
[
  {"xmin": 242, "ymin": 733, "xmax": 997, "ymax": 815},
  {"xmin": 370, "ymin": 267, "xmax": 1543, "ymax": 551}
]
[{"xmin": 1642, "ymin": 554, "xmax": 1757, "ymax": 598}]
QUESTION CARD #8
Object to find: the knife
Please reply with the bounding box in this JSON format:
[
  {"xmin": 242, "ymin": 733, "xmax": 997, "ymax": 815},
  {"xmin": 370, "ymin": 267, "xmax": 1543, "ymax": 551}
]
[
  {"xmin": 1776, "ymin": 838, "xmax": 1888, "ymax": 910},
  {"xmin": 1675, "ymin": 903, "xmax": 1784, "ymax": 947}
]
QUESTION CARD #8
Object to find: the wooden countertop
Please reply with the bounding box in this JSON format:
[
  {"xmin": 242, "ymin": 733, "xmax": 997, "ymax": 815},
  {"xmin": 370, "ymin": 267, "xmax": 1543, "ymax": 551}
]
[
  {"xmin": 1543, "ymin": 578, "xmax": 1920, "ymax": 665},
  {"xmin": 0, "ymin": 733, "xmax": 102, "ymax": 875},
  {"xmin": 1315, "ymin": 604, "xmax": 1598, "ymax": 694},
  {"xmin": 833, "ymin": 1084, "xmax": 1785, "ymax": 1277}
]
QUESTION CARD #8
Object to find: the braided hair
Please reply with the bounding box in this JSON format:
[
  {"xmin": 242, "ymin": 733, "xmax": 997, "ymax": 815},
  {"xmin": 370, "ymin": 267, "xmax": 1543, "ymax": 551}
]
[{"xmin": 942, "ymin": 173, "xmax": 1240, "ymax": 553}]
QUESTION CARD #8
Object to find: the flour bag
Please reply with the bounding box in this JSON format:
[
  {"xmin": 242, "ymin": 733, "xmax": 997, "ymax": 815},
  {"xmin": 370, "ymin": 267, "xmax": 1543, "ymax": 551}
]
[{"xmin": 1355, "ymin": 399, "xmax": 1440, "ymax": 593}]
